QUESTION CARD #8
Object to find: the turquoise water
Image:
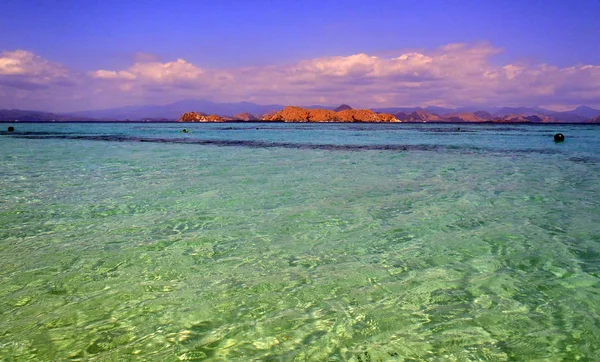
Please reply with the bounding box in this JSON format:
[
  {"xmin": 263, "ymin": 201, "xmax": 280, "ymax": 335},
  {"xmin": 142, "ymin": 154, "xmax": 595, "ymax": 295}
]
[{"xmin": 1, "ymin": 122, "xmax": 600, "ymax": 361}]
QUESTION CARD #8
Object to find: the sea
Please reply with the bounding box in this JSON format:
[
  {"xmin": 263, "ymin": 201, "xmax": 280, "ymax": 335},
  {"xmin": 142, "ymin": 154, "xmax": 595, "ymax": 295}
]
[{"xmin": 1, "ymin": 122, "xmax": 599, "ymax": 361}]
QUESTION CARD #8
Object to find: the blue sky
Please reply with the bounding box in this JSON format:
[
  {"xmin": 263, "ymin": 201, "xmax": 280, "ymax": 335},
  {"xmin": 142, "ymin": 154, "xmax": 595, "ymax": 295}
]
[{"xmin": 1, "ymin": 0, "xmax": 600, "ymax": 112}]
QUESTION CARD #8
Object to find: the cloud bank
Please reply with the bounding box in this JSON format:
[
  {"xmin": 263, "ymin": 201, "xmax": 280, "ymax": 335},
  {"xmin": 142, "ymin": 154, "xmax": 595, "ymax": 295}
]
[{"xmin": 1, "ymin": 43, "xmax": 600, "ymax": 112}]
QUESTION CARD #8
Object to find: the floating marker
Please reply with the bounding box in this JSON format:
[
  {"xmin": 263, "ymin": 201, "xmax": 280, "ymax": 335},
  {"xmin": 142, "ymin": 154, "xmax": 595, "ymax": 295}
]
[
  {"xmin": 554, "ymin": 133, "xmax": 565, "ymax": 142},
  {"xmin": 7, "ymin": 126, "xmax": 14, "ymax": 132},
  {"xmin": 182, "ymin": 128, "xmax": 188, "ymax": 133}
]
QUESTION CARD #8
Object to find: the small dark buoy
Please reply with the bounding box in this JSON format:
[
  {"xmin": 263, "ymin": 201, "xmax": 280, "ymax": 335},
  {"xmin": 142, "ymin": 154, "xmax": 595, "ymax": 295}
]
[
  {"xmin": 182, "ymin": 128, "xmax": 188, "ymax": 133},
  {"xmin": 7, "ymin": 126, "xmax": 14, "ymax": 132},
  {"xmin": 554, "ymin": 133, "xmax": 565, "ymax": 142},
  {"xmin": 457, "ymin": 127, "xmax": 461, "ymax": 132}
]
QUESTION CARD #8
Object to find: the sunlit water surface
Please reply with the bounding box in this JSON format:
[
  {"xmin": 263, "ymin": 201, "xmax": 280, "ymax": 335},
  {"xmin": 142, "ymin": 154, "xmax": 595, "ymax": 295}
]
[{"xmin": 1, "ymin": 122, "xmax": 600, "ymax": 361}]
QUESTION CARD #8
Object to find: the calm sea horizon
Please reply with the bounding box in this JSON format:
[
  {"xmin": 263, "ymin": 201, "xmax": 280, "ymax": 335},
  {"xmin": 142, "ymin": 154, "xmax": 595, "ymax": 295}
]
[{"xmin": 1, "ymin": 122, "xmax": 599, "ymax": 360}]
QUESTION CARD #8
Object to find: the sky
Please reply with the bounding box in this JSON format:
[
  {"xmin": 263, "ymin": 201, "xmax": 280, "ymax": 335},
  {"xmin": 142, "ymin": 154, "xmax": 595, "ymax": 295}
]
[{"xmin": 1, "ymin": 0, "xmax": 600, "ymax": 112}]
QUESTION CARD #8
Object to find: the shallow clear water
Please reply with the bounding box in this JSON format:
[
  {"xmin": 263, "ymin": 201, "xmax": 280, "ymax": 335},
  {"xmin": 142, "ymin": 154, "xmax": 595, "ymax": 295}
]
[{"xmin": 1, "ymin": 122, "xmax": 600, "ymax": 361}]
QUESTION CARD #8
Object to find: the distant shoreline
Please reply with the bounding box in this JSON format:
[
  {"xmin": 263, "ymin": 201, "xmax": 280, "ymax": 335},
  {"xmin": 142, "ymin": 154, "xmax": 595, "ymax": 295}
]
[{"xmin": 2, "ymin": 120, "xmax": 599, "ymax": 126}]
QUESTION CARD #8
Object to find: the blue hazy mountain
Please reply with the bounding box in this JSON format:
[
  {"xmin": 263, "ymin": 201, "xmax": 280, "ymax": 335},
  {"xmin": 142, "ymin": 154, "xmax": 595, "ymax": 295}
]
[
  {"xmin": 69, "ymin": 99, "xmax": 286, "ymax": 120},
  {"xmin": 492, "ymin": 106, "xmax": 554, "ymax": 117},
  {"xmin": 569, "ymin": 105, "xmax": 600, "ymax": 119},
  {"xmin": 4, "ymin": 100, "xmax": 599, "ymax": 122},
  {"xmin": 491, "ymin": 106, "xmax": 591, "ymax": 122},
  {"xmin": 0, "ymin": 109, "xmax": 98, "ymax": 122}
]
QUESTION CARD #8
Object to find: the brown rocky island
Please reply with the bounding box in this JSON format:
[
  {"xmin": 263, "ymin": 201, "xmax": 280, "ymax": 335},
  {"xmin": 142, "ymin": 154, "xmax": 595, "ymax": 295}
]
[
  {"xmin": 177, "ymin": 104, "xmax": 600, "ymax": 123},
  {"xmin": 178, "ymin": 105, "xmax": 399, "ymax": 123},
  {"xmin": 264, "ymin": 106, "xmax": 398, "ymax": 122},
  {"xmin": 179, "ymin": 112, "xmax": 225, "ymax": 122}
]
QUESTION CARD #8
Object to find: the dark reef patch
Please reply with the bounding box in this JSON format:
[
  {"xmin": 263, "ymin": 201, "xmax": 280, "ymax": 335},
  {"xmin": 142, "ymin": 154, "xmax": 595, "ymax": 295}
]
[
  {"xmin": 568, "ymin": 156, "xmax": 599, "ymax": 164},
  {"xmin": 7, "ymin": 133, "xmax": 564, "ymax": 155}
]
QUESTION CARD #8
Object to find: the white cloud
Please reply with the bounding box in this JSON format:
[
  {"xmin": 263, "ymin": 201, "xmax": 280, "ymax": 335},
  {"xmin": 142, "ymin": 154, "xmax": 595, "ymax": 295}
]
[
  {"xmin": 92, "ymin": 69, "xmax": 136, "ymax": 80},
  {"xmin": 92, "ymin": 58, "xmax": 204, "ymax": 84},
  {"xmin": 2, "ymin": 43, "xmax": 600, "ymax": 111},
  {"xmin": 0, "ymin": 49, "xmax": 74, "ymax": 90}
]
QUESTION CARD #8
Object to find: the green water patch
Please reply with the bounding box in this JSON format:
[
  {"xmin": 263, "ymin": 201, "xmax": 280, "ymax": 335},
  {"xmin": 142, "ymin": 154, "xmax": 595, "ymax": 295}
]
[{"xmin": 1, "ymin": 133, "xmax": 600, "ymax": 360}]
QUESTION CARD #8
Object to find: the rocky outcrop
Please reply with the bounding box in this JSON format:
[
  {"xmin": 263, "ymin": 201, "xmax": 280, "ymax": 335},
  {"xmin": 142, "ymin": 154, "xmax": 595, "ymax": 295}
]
[
  {"xmin": 473, "ymin": 111, "xmax": 493, "ymax": 120},
  {"xmin": 308, "ymin": 109, "xmax": 340, "ymax": 122},
  {"xmin": 405, "ymin": 110, "xmax": 443, "ymax": 122},
  {"xmin": 260, "ymin": 110, "xmax": 279, "ymax": 120},
  {"xmin": 337, "ymin": 109, "xmax": 388, "ymax": 122},
  {"xmin": 262, "ymin": 106, "xmax": 399, "ymax": 122},
  {"xmin": 393, "ymin": 112, "xmax": 408, "ymax": 121},
  {"xmin": 178, "ymin": 112, "xmax": 224, "ymax": 122},
  {"xmin": 233, "ymin": 112, "xmax": 258, "ymax": 121},
  {"xmin": 442, "ymin": 112, "xmax": 487, "ymax": 122},
  {"xmin": 334, "ymin": 104, "xmax": 353, "ymax": 112},
  {"xmin": 264, "ymin": 106, "xmax": 310, "ymax": 122},
  {"xmin": 342, "ymin": 109, "xmax": 397, "ymax": 122},
  {"xmin": 498, "ymin": 114, "xmax": 545, "ymax": 123}
]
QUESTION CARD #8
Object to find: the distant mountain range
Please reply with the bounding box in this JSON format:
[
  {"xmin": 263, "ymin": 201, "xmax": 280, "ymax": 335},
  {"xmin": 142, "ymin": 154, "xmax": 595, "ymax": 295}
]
[
  {"xmin": 0, "ymin": 109, "xmax": 99, "ymax": 122},
  {"xmin": 2, "ymin": 99, "xmax": 600, "ymax": 123},
  {"xmin": 68, "ymin": 99, "xmax": 285, "ymax": 120},
  {"xmin": 371, "ymin": 105, "xmax": 600, "ymax": 123}
]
